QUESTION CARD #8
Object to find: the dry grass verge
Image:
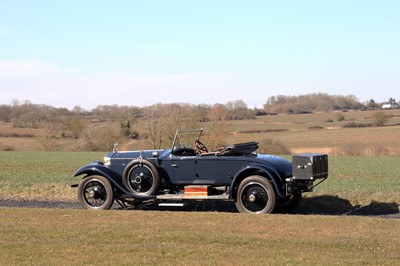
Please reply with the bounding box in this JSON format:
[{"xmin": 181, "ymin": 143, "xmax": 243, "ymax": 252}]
[{"xmin": 0, "ymin": 208, "xmax": 399, "ymax": 265}]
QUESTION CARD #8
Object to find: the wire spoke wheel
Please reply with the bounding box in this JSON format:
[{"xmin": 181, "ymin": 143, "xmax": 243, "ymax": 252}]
[
  {"xmin": 77, "ymin": 175, "xmax": 114, "ymax": 210},
  {"xmin": 235, "ymin": 175, "xmax": 276, "ymax": 214},
  {"xmin": 241, "ymin": 183, "xmax": 269, "ymax": 212}
]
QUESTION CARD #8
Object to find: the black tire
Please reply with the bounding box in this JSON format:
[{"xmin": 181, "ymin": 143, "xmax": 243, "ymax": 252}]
[
  {"xmin": 122, "ymin": 159, "xmax": 160, "ymax": 196},
  {"xmin": 275, "ymin": 193, "xmax": 302, "ymax": 213},
  {"xmin": 77, "ymin": 175, "xmax": 114, "ymax": 210},
  {"xmin": 235, "ymin": 175, "xmax": 276, "ymax": 214}
]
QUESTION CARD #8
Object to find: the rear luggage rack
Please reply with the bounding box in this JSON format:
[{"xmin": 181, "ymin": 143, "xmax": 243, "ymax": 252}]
[{"xmin": 292, "ymin": 153, "xmax": 328, "ymax": 180}]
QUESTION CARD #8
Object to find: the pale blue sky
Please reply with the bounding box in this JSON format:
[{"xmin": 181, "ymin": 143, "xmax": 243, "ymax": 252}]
[{"xmin": 0, "ymin": 0, "xmax": 399, "ymax": 109}]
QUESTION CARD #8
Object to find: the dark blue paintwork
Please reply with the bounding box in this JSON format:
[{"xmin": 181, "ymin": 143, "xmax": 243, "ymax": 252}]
[
  {"xmin": 74, "ymin": 148, "xmax": 293, "ymax": 198},
  {"xmin": 73, "ymin": 130, "xmax": 328, "ymax": 212}
]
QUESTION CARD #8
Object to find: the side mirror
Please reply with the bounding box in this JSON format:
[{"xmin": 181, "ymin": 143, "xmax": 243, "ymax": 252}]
[{"xmin": 152, "ymin": 151, "xmax": 159, "ymax": 158}]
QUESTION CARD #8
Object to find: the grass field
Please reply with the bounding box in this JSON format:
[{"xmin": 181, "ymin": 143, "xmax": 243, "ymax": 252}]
[
  {"xmin": 1, "ymin": 208, "xmax": 399, "ymax": 265},
  {"xmin": 0, "ymin": 151, "xmax": 399, "ymax": 209},
  {"xmin": 0, "ymin": 151, "xmax": 104, "ymax": 201}
]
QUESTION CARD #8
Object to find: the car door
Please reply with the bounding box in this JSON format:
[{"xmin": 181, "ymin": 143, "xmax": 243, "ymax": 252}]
[
  {"xmin": 168, "ymin": 155, "xmax": 197, "ymax": 184},
  {"xmin": 195, "ymin": 156, "xmax": 248, "ymax": 185}
]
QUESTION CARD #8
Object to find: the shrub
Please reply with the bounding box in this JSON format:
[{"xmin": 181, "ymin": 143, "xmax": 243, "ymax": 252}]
[
  {"xmin": 340, "ymin": 143, "xmax": 367, "ymax": 156},
  {"xmin": 308, "ymin": 126, "xmax": 324, "ymax": 130},
  {"xmin": 0, "ymin": 143, "xmax": 14, "ymax": 151},
  {"xmin": 342, "ymin": 122, "xmax": 373, "ymax": 128},
  {"xmin": 335, "ymin": 113, "xmax": 345, "ymax": 121},
  {"xmin": 258, "ymin": 138, "xmax": 291, "ymax": 155},
  {"xmin": 239, "ymin": 129, "xmax": 289, "ymax": 134},
  {"xmin": 372, "ymin": 111, "xmax": 388, "ymax": 127},
  {"xmin": 0, "ymin": 133, "xmax": 34, "ymax": 138},
  {"xmin": 373, "ymin": 146, "xmax": 390, "ymax": 156}
]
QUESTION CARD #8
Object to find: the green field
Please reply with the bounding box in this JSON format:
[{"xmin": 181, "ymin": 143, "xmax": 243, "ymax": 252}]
[
  {"xmin": 0, "ymin": 151, "xmax": 104, "ymax": 200},
  {"xmin": 0, "ymin": 151, "xmax": 399, "ymax": 209}
]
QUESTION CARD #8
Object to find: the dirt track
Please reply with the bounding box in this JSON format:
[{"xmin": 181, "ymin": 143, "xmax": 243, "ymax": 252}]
[{"xmin": 0, "ymin": 198, "xmax": 399, "ymax": 218}]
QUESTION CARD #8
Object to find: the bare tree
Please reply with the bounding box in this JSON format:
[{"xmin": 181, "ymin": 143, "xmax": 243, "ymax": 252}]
[
  {"xmin": 82, "ymin": 123, "xmax": 123, "ymax": 151},
  {"xmin": 205, "ymin": 104, "xmax": 229, "ymax": 150},
  {"xmin": 226, "ymin": 100, "xmax": 255, "ymax": 120},
  {"xmin": 36, "ymin": 122, "xmax": 61, "ymax": 151},
  {"xmin": 138, "ymin": 103, "xmax": 203, "ymax": 149},
  {"xmin": 63, "ymin": 116, "xmax": 86, "ymax": 139},
  {"xmin": 139, "ymin": 104, "xmax": 167, "ymax": 149},
  {"xmin": 0, "ymin": 105, "xmax": 11, "ymax": 122}
]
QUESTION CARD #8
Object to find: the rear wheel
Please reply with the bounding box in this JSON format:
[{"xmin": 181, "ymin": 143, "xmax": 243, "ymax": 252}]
[
  {"xmin": 77, "ymin": 175, "xmax": 114, "ymax": 210},
  {"xmin": 235, "ymin": 175, "xmax": 276, "ymax": 214}
]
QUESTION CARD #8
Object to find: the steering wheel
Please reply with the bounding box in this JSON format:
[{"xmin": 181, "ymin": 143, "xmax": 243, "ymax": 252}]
[{"xmin": 194, "ymin": 140, "xmax": 208, "ymax": 154}]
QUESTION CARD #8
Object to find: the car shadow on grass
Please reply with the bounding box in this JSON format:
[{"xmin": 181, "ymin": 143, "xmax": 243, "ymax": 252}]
[
  {"xmin": 1, "ymin": 197, "xmax": 398, "ymax": 217},
  {"xmin": 134, "ymin": 200, "xmax": 239, "ymax": 213},
  {"xmin": 289, "ymin": 195, "xmax": 400, "ymax": 217},
  {"xmin": 136, "ymin": 195, "xmax": 399, "ymax": 217}
]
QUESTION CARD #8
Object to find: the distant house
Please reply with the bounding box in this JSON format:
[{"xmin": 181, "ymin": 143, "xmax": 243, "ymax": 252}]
[{"xmin": 382, "ymin": 102, "xmax": 399, "ymax": 109}]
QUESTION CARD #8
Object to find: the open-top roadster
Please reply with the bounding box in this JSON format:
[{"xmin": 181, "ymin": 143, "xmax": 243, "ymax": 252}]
[{"xmin": 73, "ymin": 129, "xmax": 328, "ymax": 214}]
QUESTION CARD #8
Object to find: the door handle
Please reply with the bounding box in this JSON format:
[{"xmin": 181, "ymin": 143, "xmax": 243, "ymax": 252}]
[{"xmin": 171, "ymin": 164, "xmax": 177, "ymax": 167}]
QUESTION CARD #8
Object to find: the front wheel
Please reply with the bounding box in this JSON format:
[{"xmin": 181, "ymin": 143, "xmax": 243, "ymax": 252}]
[
  {"xmin": 235, "ymin": 175, "xmax": 276, "ymax": 214},
  {"xmin": 77, "ymin": 175, "xmax": 114, "ymax": 210}
]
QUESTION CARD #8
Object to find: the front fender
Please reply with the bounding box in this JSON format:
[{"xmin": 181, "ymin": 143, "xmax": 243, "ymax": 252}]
[
  {"xmin": 73, "ymin": 163, "xmax": 155, "ymax": 200},
  {"xmin": 230, "ymin": 164, "xmax": 286, "ymax": 198},
  {"xmin": 74, "ymin": 163, "xmax": 118, "ymax": 179}
]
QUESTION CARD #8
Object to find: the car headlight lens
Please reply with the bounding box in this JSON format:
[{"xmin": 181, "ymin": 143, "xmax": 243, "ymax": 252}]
[{"xmin": 103, "ymin": 156, "xmax": 111, "ymax": 165}]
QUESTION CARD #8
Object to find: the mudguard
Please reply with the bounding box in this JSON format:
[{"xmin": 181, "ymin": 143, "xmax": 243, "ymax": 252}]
[
  {"xmin": 230, "ymin": 163, "xmax": 286, "ymax": 198},
  {"xmin": 74, "ymin": 162, "xmax": 155, "ymax": 200}
]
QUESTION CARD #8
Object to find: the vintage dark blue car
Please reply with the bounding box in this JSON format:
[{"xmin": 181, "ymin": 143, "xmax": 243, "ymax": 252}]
[{"xmin": 73, "ymin": 129, "xmax": 328, "ymax": 214}]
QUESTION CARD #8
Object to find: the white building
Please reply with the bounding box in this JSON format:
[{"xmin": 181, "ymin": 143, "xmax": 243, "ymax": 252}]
[{"xmin": 382, "ymin": 102, "xmax": 399, "ymax": 109}]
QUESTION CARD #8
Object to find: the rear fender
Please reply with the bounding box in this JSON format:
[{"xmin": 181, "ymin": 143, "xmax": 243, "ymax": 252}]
[
  {"xmin": 74, "ymin": 163, "xmax": 155, "ymax": 200},
  {"xmin": 230, "ymin": 164, "xmax": 286, "ymax": 199}
]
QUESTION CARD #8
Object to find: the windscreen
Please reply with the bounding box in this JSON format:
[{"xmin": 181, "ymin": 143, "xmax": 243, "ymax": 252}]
[{"xmin": 172, "ymin": 130, "xmax": 202, "ymax": 150}]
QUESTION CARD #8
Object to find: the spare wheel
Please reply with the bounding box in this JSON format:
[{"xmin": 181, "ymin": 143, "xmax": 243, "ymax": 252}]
[{"xmin": 122, "ymin": 159, "xmax": 160, "ymax": 196}]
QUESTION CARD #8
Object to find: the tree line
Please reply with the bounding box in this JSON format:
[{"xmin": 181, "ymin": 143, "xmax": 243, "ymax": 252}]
[
  {"xmin": 264, "ymin": 93, "xmax": 398, "ymax": 114},
  {"xmin": 265, "ymin": 93, "xmax": 360, "ymax": 114},
  {"xmin": 0, "ymin": 99, "xmax": 257, "ymax": 127},
  {"xmin": 1, "ymin": 94, "xmax": 393, "ymax": 128},
  {"xmin": 0, "ymin": 99, "xmax": 251, "ymax": 150},
  {"xmin": 0, "ymin": 94, "xmax": 395, "ymax": 151}
]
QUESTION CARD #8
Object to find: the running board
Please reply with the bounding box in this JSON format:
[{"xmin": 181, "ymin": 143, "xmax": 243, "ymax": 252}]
[
  {"xmin": 156, "ymin": 194, "xmax": 230, "ymax": 200},
  {"xmin": 158, "ymin": 203, "xmax": 185, "ymax": 207}
]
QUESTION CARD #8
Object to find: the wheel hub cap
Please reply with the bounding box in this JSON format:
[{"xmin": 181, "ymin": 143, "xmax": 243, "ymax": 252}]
[
  {"xmin": 248, "ymin": 194, "xmax": 257, "ymax": 202},
  {"xmin": 88, "ymin": 187, "xmax": 101, "ymax": 199},
  {"xmin": 89, "ymin": 190, "xmax": 95, "ymax": 198}
]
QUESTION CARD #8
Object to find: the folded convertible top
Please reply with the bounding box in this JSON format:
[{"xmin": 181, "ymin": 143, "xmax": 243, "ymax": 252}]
[{"xmin": 201, "ymin": 141, "xmax": 259, "ymax": 156}]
